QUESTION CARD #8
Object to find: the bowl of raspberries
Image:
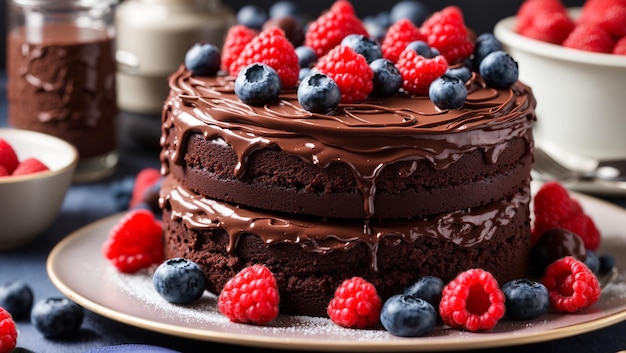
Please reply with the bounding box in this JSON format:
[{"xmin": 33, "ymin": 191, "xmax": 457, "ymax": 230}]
[
  {"xmin": 0, "ymin": 128, "xmax": 78, "ymax": 249},
  {"xmin": 494, "ymin": 0, "xmax": 626, "ymax": 161}
]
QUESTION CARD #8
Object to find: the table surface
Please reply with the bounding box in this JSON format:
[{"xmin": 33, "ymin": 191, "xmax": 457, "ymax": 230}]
[{"xmin": 2, "ymin": 69, "xmax": 626, "ymax": 353}]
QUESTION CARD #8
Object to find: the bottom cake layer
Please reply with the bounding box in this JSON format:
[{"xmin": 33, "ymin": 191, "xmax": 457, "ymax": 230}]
[{"xmin": 161, "ymin": 176, "xmax": 531, "ymax": 317}]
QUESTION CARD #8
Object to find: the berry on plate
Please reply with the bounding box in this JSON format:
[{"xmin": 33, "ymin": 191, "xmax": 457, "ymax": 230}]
[
  {"xmin": 541, "ymin": 256, "xmax": 601, "ymax": 313},
  {"xmin": 184, "ymin": 42, "xmax": 221, "ymax": 76},
  {"xmin": 297, "ymin": 73, "xmax": 341, "ymax": 114},
  {"xmin": 0, "ymin": 307, "xmax": 17, "ymax": 353},
  {"xmin": 327, "ymin": 276, "xmax": 382, "ymax": 329},
  {"xmin": 0, "ymin": 280, "xmax": 33, "ymax": 320},
  {"xmin": 529, "ymin": 227, "xmax": 587, "ymax": 276},
  {"xmin": 314, "ymin": 45, "xmax": 373, "ymax": 103},
  {"xmin": 380, "ymin": 294, "xmax": 437, "ymax": 337},
  {"xmin": 403, "ymin": 275, "xmax": 444, "ymax": 309},
  {"xmin": 153, "ymin": 258, "xmax": 206, "ymax": 304},
  {"xmin": 129, "ymin": 168, "xmax": 162, "ymax": 210},
  {"xmin": 502, "ymin": 279, "xmax": 549, "ymax": 320},
  {"xmin": 234, "ymin": 63, "xmax": 283, "ymax": 106},
  {"xmin": 31, "ymin": 297, "xmax": 84, "ymax": 339}
]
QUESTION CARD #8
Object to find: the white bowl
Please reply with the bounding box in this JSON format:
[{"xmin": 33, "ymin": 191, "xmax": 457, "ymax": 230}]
[
  {"xmin": 494, "ymin": 10, "xmax": 626, "ymax": 161},
  {"xmin": 0, "ymin": 128, "xmax": 78, "ymax": 250}
]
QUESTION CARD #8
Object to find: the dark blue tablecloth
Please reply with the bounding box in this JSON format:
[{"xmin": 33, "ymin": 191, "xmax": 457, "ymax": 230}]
[{"xmin": 1, "ymin": 70, "xmax": 626, "ymax": 353}]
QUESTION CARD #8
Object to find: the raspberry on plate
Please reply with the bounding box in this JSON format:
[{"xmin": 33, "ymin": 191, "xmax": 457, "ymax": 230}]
[
  {"xmin": 314, "ymin": 45, "xmax": 373, "ymax": 103},
  {"xmin": 0, "ymin": 307, "xmax": 17, "ymax": 353},
  {"xmin": 327, "ymin": 276, "xmax": 382, "ymax": 329},
  {"xmin": 541, "ymin": 256, "xmax": 601, "ymax": 313}
]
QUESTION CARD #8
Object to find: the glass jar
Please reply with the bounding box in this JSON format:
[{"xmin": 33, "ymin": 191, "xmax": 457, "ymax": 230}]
[{"xmin": 6, "ymin": 0, "xmax": 119, "ymax": 183}]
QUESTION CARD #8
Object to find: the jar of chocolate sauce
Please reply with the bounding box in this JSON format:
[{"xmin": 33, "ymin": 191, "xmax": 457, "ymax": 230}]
[{"xmin": 7, "ymin": 0, "xmax": 119, "ymax": 182}]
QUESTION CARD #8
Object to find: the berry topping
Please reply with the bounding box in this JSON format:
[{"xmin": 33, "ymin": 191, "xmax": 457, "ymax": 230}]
[
  {"xmin": 341, "ymin": 34, "xmax": 383, "ymax": 63},
  {"xmin": 327, "ymin": 277, "xmax": 382, "ymax": 329},
  {"xmin": 218, "ymin": 264, "xmax": 280, "ymax": 325},
  {"xmin": 153, "ymin": 258, "xmax": 206, "ymax": 304},
  {"xmin": 0, "ymin": 138, "xmax": 19, "ymax": 175},
  {"xmin": 234, "ymin": 63, "xmax": 283, "ymax": 106},
  {"xmin": 541, "ymin": 256, "xmax": 601, "ymax": 313},
  {"xmin": 229, "ymin": 27, "xmax": 300, "ymax": 88},
  {"xmin": 235, "ymin": 4, "xmax": 268, "ymax": 31},
  {"xmin": 102, "ymin": 209, "xmax": 164, "ymax": 273},
  {"xmin": 478, "ymin": 50, "xmax": 519, "ymax": 89},
  {"xmin": 429, "ymin": 75, "xmax": 468, "ymax": 110},
  {"xmin": 304, "ymin": 0, "xmax": 368, "ymax": 58},
  {"xmin": 389, "ymin": 0, "xmax": 430, "ymax": 26},
  {"xmin": 221, "ymin": 25, "xmax": 258, "ymax": 72},
  {"xmin": 31, "ymin": 297, "xmax": 84, "ymax": 339},
  {"xmin": 502, "ymin": 279, "xmax": 549, "ymax": 320},
  {"xmin": 562, "ymin": 23, "xmax": 615, "ymax": 53},
  {"xmin": 294, "ymin": 45, "xmax": 317, "ymax": 69},
  {"xmin": 405, "ymin": 40, "xmax": 436, "ymax": 58},
  {"xmin": 184, "ymin": 42, "xmax": 221, "ymax": 76},
  {"xmin": 381, "ymin": 19, "xmax": 426, "ymax": 63},
  {"xmin": 439, "ymin": 269, "xmax": 505, "ymax": 331},
  {"xmin": 129, "ymin": 168, "xmax": 162, "ymax": 210},
  {"xmin": 314, "ymin": 45, "xmax": 374, "ymax": 103},
  {"xmin": 0, "ymin": 307, "xmax": 17, "ymax": 353},
  {"xmin": 370, "ymin": 58, "xmax": 403, "ymax": 96},
  {"xmin": 403, "ymin": 275, "xmax": 444, "ymax": 309},
  {"xmin": 380, "ymin": 294, "xmax": 436, "ymax": 337},
  {"xmin": 529, "ymin": 228, "xmax": 587, "ymax": 276},
  {"xmin": 420, "ymin": 6, "xmax": 475, "ymax": 64},
  {"xmin": 396, "ymin": 49, "xmax": 448, "ymax": 95},
  {"xmin": 12, "ymin": 157, "xmax": 50, "ymax": 176},
  {"xmin": 297, "ymin": 73, "xmax": 341, "ymax": 114},
  {"xmin": 0, "ymin": 280, "xmax": 33, "ymax": 320},
  {"xmin": 473, "ymin": 33, "xmax": 504, "ymax": 68},
  {"xmin": 445, "ymin": 65, "xmax": 472, "ymax": 82}
]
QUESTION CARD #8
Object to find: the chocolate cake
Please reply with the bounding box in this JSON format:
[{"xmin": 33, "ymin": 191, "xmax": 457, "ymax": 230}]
[{"xmin": 160, "ymin": 63, "xmax": 537, "ymax": 317}]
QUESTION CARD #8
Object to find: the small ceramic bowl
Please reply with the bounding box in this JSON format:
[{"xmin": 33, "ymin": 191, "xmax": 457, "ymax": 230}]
[
  {"xmin": 494, "ymin": 10, "xmax": 626, "ymax": 161},
  {"xmin": 0, "ymin": 128, "xmax": 78, "ymax": 250}
]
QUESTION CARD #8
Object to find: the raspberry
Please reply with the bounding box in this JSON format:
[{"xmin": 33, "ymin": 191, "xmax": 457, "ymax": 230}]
[
  {"xmin": 304, "ymin": 0, "xmax": 368, "ymax": 58},
  {"xmin": 578, "ymin": 0, "xmax": 626, "ymax": 39},
  {"xmin": 541, "ymin": 256, "xmax": 601, "ymax": 313},
  {"xmin": 0, "ymin": 307, "xmax": 17, "ymax": 353},
  {"xmin": 314, "ymin": 45, "xmax": 373, "ymax": 103},
  {"xmin": 0, "ymin": 138, "xmax": 19, "ymax": 175},
  {"xmin": 229, "ymin": 27, "xmax": 300, "ymax": 88},
  {"xmin": 420, "ymin": 6, "xmax": 474, "ymax": 64},
  {"xmin": 129, "ymin": 168, "xmax": 162, "ymax": 209},
  {"xmin": 439, "ymin": 269, "xmax": 505, "ymax": 331},
  {"xmin": 217, "ymin": 264, "xmax": 280, "ymax": 325},
  {"xmin": 614, "ymin": 36, "xmax": 626, "ymax": 54},
  {"xmin": 0, "ymin": 166, "xmax": 9, "ymax": 177},
  {"xmin": 102, "ymin": 209, "xmax": 164, "ymax": 273},
  {"xmin": 12, "ymin": 157, "xmax": 50, "ymax": 176},
  {"xmin": 519, "ymin": 11, "xmax": 576, "ymax": 45},
  {"xmin": 516, "ymin": 0, "xmax": 569, "ymax": 33},
  {"xmin": 396, "ymin": 49, "xmax": 448, "ymax": 95},
  {"xmin": 327, "ymin": 277, "xmax": 382, "ymax": 329},
  {"xmin": 562, "ymin": 23, "xmax": 615, "ymax": 53},
  {"xmin": 221, "ymin": 25, "xmax": 258, "ymax": 72},
  {"xmin": 381, "ymin": 19, "xmax": 426, "ymax": 63}
]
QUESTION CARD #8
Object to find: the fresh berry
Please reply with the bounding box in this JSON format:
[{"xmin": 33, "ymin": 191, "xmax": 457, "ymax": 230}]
[
  {"xmin": 341, "ymin": 34, "xmax": 383, "ymax": 63},
  {"xmin": 420, "ymin": 6, "xmax": 475, "ymax": 64},
  {"xmin": 584, "ymin": 250, "xmax": 600, "ymax": 274},
  {"xmin": 479, "ymin": 50, "xmax": 519, "ymax": 89},
  {"xmin": 403, "ymin": 275, "xmax": 444, "ymax": 309},
  {"xmin": 389, "ymin": 0, "xmax": 430, "ymax": 26},
  {"xmin": 102, "ymin": 209, "xmax": 164, "ymax": 273},
  {"xmin": 218, "ymin": 264, "xmax": 280, "ymax": 325},
  {"xmin": 429, "ymin": 75, "xmax": 468, "ymax": 110},
  {"xmin": 0, "ymin": 307, "xmax": 17, "ymax": 353},
  {"xmin": 153, "ymin": 258, "xmax": 206, "ymax": 304},
  {"xmin": 380, "ymin": 294, "xmax": 436, "ymax": 337},
  {"xmin": 0, "ymin": 280, "xmax": 33, "ymax": 320},
  {"xmin": 298, "ymin": 67, "xmax": 313, "ymax": 81},
  {"xmin": 262, "ymin": 15, "xmax": 305, "ymax": 48},
  {"xmin": 110, "ymin": 175, "xmax": 134, "ymax": 211},
  {"xmin": 235, "ymin": 4, "xmax": 267, "ymax": 31},
  {"xmin": 439, "ymin": 268, "xmax": 505, "ymax": 331},
  {"xmin": 473, "ymin": 33, "xmax": 503, "ymax": 68},
  {"xmin": 140, "ymin": 176, "xmax": 164, "ymax": 215},
  {"xmin": 396, "ymin": 49, "xmax": 448, "ymax": 95},
  {"xmin": 0, "ymin": 166, "xmax": 9, "ymax": 177},
  {"xmin": 184, "ymin": 42, "xmax": 221, "ymax": 76},
  {"xmin": 599, "ymin": 254, "xmax": 616, "ymax": 274},
  {"xmin": 297, "ymin": 73, "xmax": 341, "ymax": 114},
  {"xmin": 370, "ymin": 58, "xmax": 403, "ymax": 96},
  {"xmin": 0, "ymin": 138, "xmax": 19, "ymax": 174},
  {"xmin": 12, "ymin": 157, "xmax": 50, "ymax": 176},
  {"xmin": 314, "ymin": 45, "xmax": 373, "ymax": 103},
  {"xmin": 362, "ymin": 16, "xmax": 387, "ymax": 43},
  {"xmin": 381, "ymin": 19, "xmax": 426, "ymax": 63},
  {"xmin": 529, "ymin": 228, "xmax": 587, "ymax": 276},
  {"xmin": 578, "ymin": 0, "xmax": 626, "ymax": 39},
  {"xmin": 327, "ymin": 277, "xmax": 381, "ymax": 329},
  {"xmin": 502, "ymin": 279, "xmax": 549, "ymax": 320},
  {"xmin": 269, "ymin": 1, "xmax": 304, "ymax": 21},
  {"xmin": 129, "ymin": 168, "xmax": 161, "ymax": 209},
  {"xmin": 541, "ymin": 256, "xmax": 601, "ymax": 313},
  {"xmin": 515, "ymin": 0, "xmax": 574, "ymax": 44},
  {"xmin": 234, "ymin": 63, "xmax": 283, "ymax": 106},
  {"xmin": 445, "ymin": 65, "xmax": 472, "ymax": 82},
  {"xmin": 294, "ymin": 45, "xmax": 317, "ymax": 69},
  {"xmin": 304, "ymin": 0, "xmax": 368, "ymax": 58},
  {"xmin": 31, "ymin": 297, "xmax": 84, "ymax": 338},
  {"xmin": 221, "ymin": 25, "xmax": 258, "ymax": 72},
  {"xmin": 562, "ymin": 23, "xmax": 615, "ymax": 53},
  {"xmin": 614, "ymin": 36, "xmax": 626, "ymax": 55}
]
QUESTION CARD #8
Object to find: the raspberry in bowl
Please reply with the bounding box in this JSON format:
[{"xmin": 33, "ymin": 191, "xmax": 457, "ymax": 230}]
[{"xmin": 0, "ymin": 128, "xmax": 78, "ymax": 249}]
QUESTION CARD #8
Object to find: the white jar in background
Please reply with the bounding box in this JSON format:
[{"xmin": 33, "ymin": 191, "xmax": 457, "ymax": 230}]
[{"xmin": 115, "ymin": 0, "xmax": 235, "ymax": 114}]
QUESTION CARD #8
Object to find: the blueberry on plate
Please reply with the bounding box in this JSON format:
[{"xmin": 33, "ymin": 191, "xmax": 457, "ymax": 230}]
[
  {"xmin": 479, "ymin": 50, "xmax": 519, "ymax": 89},
  {"xmin": 502, "ymin": 279, "xmax": 549, "ymax": 320},
  {"xmin": 31, "ymin": 297, "xmax": 84, "ymax": 338},
  {"xmin": 0, "ymin": 280, "xmax": 33, "ymax": 319},
  {"xmin": 599, "ymin": 254, "xmax": 616, "ymax": 274},
  {"xmin": 341, "ymin": 34, "xmax": 382, "ymax": 63},
  {"xmin": 473, "ymin": 33, "xmax": 503, "ymax": 68},
  {"xmin": 184, "ymin": 42, "xmax": 221, "ymax": 76},
  {"xmin": 153, "ymin": 258, "xmax": 206, "ymax": 304},
  {"xmin": 234, "ymin": 63, "xmax": 282, "ymax": 106},
  {"xmin": 585, "ymin": 250, "xmax": 600, "ymax": 274},
  {"xmin": 403, "ymin": 275, "xmax": 444, "ymax": 308},
  {"xmin": 370, "ymin": 58, "xmax": 402, "ymax": 96},
  {"xmin": 429, "ymin": 75, "xmax": 468, "ymax": 110},
  {"xmin": 380, "ymin": 294, "xmax": 437, "ymax": 337},
  {"xmin": 297, "ymin": 73, "xmax": 341, "ymax": 114}
]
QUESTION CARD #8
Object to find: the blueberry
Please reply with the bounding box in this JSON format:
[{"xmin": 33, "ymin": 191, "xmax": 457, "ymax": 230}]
[
  {"xmin": 599, "ymin": 254, "xmax": 616, "ymax": 274},
  {"xmin": 269, "ymin": 1, "xmax": 303, "ymax": 21},
  {"xmin": 445, "ymin": 66, "xmax": 472, "ymax": 83},
  {"xmin": 380, "ymin": 294, "xmax": 436, "ymax": 337},
  {"xmin": 473, "ymin": 33, "xmax": 503, "ymax": 68},
  {"xmin": 340, "ymin": 34, "xmax": 382, "ymax": 63},
  {"xmin": 153, "ymin": 258, "xmax": 206, "ymax": 304},
  {"xmin": 370, "ymin": 58, "xmax": 402, "ymax": 96},
  {"xmin": 429, "ymin": 75, "xmax": 468, "ymax": 110},
  {"xmin": 363, "ymin": 17, "xmax": 388, "ymax": 42},
  {"xmin": 234, "ymin": 63, "xmax": 282, "ymax": 106},
  {"xmin": 479, "ymin": 50, "xmax": 519, "ymax": 89},
  {"xmin": 110, "ymin": 175, "xmax": 134, "ymax": 211},
  {"xmin": 298, "ymin": 67, "xmax": 313, "ymax": 81},
  {"xmin": 389, "ymin": 1, "xmax": 430, "ymax": 26},
  {"xmin": 585, "ymin": 250, "xmax": 600, "ymax": 274},
  {"xmin": 0, "ymin": 280, "xmax": 33, "ymax": 319},
  {"xmin": 502, "ymin": 279, "xmax": 549, "ymax": 320},
  {"xmin": 184, "ymin": 42, "xmax": 221, "ymax": 76},
  {"xmin": 295, "ymin": 45, "xmax": 317, "ymax": 68},
  {"xmin": 297, "ymin": 73, "xmax": 341, "ymax": 114},
  {"xmin": 236, "ymin": 5, "xmax": 267, "ymax": 30},
  {"xmin": 403, "ymin": 276, "xmax": 444, "ymax": 308},
  {"xmin": 31, "ymin": 297, "xmax": 84, "ymax": 338},
  {"xmin": 405, "ymin": 40, "xmax": 433, "ymax": 58}
]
